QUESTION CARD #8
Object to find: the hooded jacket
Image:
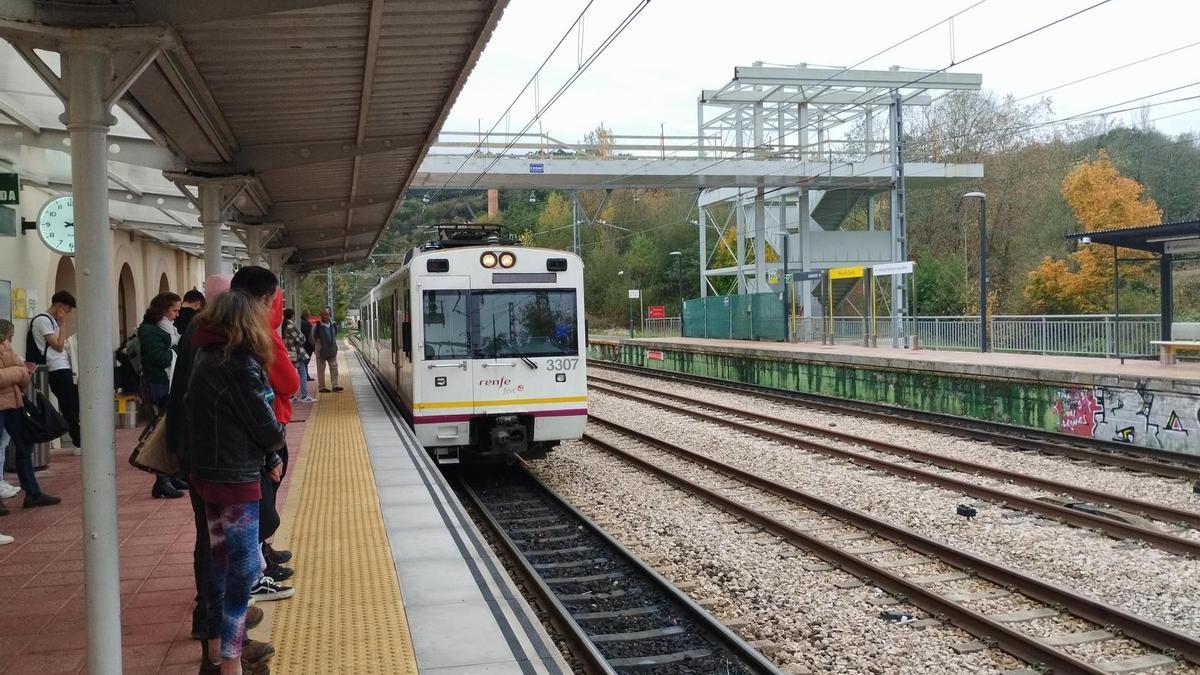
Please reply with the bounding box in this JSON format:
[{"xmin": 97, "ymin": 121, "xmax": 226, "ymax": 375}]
[
  {"xmin": 185, "ymin": 323, "xmax": 285, "ymax": 485},
  {"xmin": 266, "ymin": 289, "xmax": 300, "ymax": 424}
]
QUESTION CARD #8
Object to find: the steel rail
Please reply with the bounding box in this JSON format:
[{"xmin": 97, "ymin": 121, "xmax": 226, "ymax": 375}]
[
  {"xmin": 588, "ymin": 360, "xmax": 1200, "ymax": 479},
  {"xmin": 458, "ymin": 477, "xmax": 616, "ymax": 675},
  {"xmin": 583, "ymin": 422, "xmax": 1200, "ymax": 672},
  {"xmin": 459, "ymin": 468, "xmax": 782, "ymax": 675},
  {"xmin": 591, "ymin": 382, "xmax": 1200, "ymax": 557},
  {"xmin": 591, "ymin": 378, "xmax": 1200, "ymax": 531}
]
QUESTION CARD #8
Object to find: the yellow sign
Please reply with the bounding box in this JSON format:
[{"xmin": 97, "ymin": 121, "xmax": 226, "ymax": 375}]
[
  {"xmin": 12, "ymin": 287, "xmax": 26, "ymax": 319},
  {"xmin": 828, "ymin": 266, "xmax": 864, "ymax": 280}
]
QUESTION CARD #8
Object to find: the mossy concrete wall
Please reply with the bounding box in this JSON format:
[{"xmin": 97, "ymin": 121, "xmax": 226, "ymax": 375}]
[{"xmin": 588, "ymin": 338, "xmax": 1200, "ymax": 457}]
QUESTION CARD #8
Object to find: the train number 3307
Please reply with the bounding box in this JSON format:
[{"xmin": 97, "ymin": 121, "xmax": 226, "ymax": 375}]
[{"xmin": 544, "ymin": 358, "xmax": 579, "ymax": 372}]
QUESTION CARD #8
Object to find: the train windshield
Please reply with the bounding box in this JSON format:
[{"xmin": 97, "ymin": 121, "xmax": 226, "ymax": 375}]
[
  {"xmin": 422, "ymin": 290, "xmax": 471, "ymax": 360},
  {"xmin": 472, "ymin": 289, "xmax": 578, "ymax": 359}
]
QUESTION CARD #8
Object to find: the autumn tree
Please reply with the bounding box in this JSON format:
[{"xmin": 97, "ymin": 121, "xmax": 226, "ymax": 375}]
[{"xmin": 1023, "ymin": 150, "xmax": 1161, "ymax": 313}]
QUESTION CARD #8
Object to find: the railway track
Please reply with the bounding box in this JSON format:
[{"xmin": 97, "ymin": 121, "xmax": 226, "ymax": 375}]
[
  {"xmin": 588, "ymin": 360, "xmax": 1200, "ymax": 481},
  {"xmin": 581, "ymin": 418, "xmax": 1200, "ymax": 675},
  {"xmin": 457, "ymin": 466, "xmax": 781, "ymax": 675},
  {"xmin": 590, "ymin": 378, "xmax": 1200, "ymax": 557}
]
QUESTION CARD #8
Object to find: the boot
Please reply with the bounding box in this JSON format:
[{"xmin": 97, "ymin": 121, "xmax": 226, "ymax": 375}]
[{"xmin": 152, "ymin": 475, "xmax": 184, "ymax": 499}]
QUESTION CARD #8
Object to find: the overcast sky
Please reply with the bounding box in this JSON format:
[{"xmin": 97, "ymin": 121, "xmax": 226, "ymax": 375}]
[{"xmin": 444, "ymin": 0, "xmax": 1200, "ymax": 144}]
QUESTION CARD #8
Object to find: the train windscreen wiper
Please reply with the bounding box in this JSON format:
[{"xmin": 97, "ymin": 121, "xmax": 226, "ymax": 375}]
[{"xmin": 494, "ymin": 335, "xmax": 538, "ymax": 369}]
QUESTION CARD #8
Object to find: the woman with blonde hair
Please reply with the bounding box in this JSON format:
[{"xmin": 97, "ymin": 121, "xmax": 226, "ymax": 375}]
[
  {"xmin": 0, "ymin": 319, "xmax": 60, "ymax": 525},
  {"xmin": 186, "ymin": 289, "xmax": 285, "ymax": 674}
]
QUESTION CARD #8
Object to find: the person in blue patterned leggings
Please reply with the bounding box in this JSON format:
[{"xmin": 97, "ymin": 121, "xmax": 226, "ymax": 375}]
[{"xmin": 186, "ymin": 289, "xmax": 287, "ymax": 674}]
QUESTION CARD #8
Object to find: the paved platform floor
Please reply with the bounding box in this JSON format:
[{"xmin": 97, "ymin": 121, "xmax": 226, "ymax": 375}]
[
  {"xmin": 615, "ymin": 336, "xmax": 1200, "ymax": 383},
  {"xmin": 0, "ymin": 404, "xmax": 309, "ymax": 674}
]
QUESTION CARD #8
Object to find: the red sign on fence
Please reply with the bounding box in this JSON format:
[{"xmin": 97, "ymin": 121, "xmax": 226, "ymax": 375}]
[
  {"xmin": 647, "ymin": 350, "xmax": 664, "ymax": 361},
  {"xmin": 647, "ymin": 305, "xmax": 665, "ymax": 319}
]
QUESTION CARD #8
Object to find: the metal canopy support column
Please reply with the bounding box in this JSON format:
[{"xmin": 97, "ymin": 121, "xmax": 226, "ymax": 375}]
[
  {"xmin": 1161, "ymin": 253, "xmax": 1173, "ymax": 342},
  {"xmin": 889, "ymin": 89, "xmax": 909, "ymax": 347},
  {"xmin": 245, "ymin": 227, "xmax": 263, "ymax": 267},
  {"xmin": 735, "ymin": 190, "xmax": 746, "ymax": 294},
  {"xmin": 798, "ymin": 189, "xmax": 813, "ymax": 323},
  {"xmin": 64, "ymin": 42, "xmax": 122, "ymax": 675},
  {"xmin": 754, "ymin": 186, "xmax": 765, "ymax": 291},
  {"xmin": 200, "ymin": 184, "xmax": 224, "ymax": 278},
  {"xmin": 698, "ymin": 198, "xmax": 707, "ymax": 298}
]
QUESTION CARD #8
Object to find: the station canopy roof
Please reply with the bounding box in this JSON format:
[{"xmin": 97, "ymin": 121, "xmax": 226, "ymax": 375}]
[
  {"xmin": 1066, "ymin": 220, "xmax": 1200, "ymax": 254},
  {"xmin": 0, "ymin": 0, "xmax": 508, "ymax": 270}
]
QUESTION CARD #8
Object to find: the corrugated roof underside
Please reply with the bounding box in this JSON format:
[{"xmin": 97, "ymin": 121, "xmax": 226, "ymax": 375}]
[{"xmin": 164, "ymin": 0, "xmax": 499, "ymax": 266}]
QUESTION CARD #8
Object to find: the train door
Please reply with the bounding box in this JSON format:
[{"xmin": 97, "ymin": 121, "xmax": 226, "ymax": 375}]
[{"xmin": 413, "ymin": 275, "xmax": 473, "ymax": 453}]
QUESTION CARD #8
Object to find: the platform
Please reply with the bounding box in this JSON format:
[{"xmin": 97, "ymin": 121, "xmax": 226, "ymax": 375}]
[
  {"xmin": 0, "ymin": 349, "xmax": 568, "ymax": 674},
  {"xmin": 590, "ymin": 336, "xmax": 1200, "ymax": 456}
]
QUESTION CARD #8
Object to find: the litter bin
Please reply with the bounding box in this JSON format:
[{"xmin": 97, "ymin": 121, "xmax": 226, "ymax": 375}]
[{"xmin": 3, "ymin": 367, "xmax": 53, "ymax": 472}]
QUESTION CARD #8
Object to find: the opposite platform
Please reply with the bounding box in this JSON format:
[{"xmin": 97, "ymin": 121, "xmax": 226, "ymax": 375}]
[{"xmin": 591, "ymin": 336, "xmax": 1200, "ymax": 456}]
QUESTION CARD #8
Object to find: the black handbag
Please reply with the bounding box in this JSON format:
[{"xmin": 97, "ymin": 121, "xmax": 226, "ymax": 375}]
[{"xmin": 16, "ymin": 390, "xmax": 69, "ymax": 445}]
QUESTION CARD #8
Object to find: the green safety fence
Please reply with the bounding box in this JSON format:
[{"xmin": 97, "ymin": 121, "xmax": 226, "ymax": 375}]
[{"xmin": 682, "ymin": 292, "xmax": 787, "ymax": 342}]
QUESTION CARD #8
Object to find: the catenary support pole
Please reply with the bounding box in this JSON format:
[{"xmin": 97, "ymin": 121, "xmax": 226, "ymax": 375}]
[
  {"xmin": 200, "ymin": 184, "xmax": 224, "ymax": 278},
  {"xmin": 326, "ymin": 266, "xmax": 334, "ymax": 313},
  {"xmin": 63, "ymin": 43, "xmax": 123, "ymax": 675},
  {"xmin": 697, "ymin": 200, "xmax": 707, "ymax": 298},
  {"xmin": 978, "ymin": 196, "xmax": 988, "ymax": 353}
]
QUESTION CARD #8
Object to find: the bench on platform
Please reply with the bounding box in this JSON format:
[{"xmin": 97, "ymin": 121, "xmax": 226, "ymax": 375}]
[{"xmin": 1149, "ymin": 340, "xmax": 1200, "ymax": 365}]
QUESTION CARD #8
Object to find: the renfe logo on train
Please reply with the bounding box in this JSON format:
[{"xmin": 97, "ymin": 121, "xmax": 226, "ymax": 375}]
[{"xmin": 479, "ymin": 377, "xmax": 512, "ymax": 388}]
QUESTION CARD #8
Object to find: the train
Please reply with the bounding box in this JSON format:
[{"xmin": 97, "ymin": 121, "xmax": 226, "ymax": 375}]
[{"xmin": 357, "ymin": 224, "xmax": 587, "ymax": 463}]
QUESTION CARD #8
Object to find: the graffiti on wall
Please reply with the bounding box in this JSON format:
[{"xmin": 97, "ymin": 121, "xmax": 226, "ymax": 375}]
[{"xmin": 1053, "ymin": 384, "xmax": 1198, "ymax": 453}]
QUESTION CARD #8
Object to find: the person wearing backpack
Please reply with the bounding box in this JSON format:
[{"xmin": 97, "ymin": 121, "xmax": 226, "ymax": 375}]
[{"xmin": 27, "ymin": 291, "xmax": 80, "ymax": 454}]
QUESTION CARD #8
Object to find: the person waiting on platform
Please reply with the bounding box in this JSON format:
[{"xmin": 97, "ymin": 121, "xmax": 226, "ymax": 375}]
[
  {"xmin": 282, "ymin": 309, "xmax": 315, "ymax": 404},
  {"xmin": 0, "ymin": 319, "xmax": 61, "ymax": 512},
  {"xmin": 186, "ymin": 287, "xmax": 287, "ymax": 674},
  {"xmin": 312, "ymin": 307, "xmax": 342, "ymax": 393},
  {"xmin": 139, "ymin": 291, "xmax": 187, "ymax": 500},
  {"xmin": 176, "ymin": 288, "xmax": 206, "ymax": 334},
  {"xmin": 27, "ymin": 291, "xmax": 80, "ymax": 455},
  {"xmin": 299, "ymin": 310, "xmax": 315, "ymax": 382}
]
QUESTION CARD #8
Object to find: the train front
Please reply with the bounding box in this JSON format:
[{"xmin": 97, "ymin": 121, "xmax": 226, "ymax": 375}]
[{"xmin": 413, "ymin": 245, "xmax": 586, "ymax": 463}]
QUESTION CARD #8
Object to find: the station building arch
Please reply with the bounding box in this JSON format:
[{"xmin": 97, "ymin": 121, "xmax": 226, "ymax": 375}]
[
  {"xmin": 158, "ymin": 273, "xmax": 169, "ymax": 294},
  {"xmin": 117, "ymin": 263, "xmax": 137, "ymax": 343},
  {"xmin": 51, "ymin": 257, "xmax": 76, "ymax": 338}
]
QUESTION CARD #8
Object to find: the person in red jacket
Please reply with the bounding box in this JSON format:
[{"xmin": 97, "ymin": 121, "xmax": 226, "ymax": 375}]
[{"xmin": 257, "ymin": 287, "xmax": 299, "ymax": 588}]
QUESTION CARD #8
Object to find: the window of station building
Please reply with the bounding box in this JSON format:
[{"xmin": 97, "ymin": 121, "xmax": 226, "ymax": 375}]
[
  {"xmin": 423, "ymin": 289, "xmax": 470, "ymax": 360},
  {"xmin": 472, "ymin": 289, "xmax": 578, "ymax": 359}
]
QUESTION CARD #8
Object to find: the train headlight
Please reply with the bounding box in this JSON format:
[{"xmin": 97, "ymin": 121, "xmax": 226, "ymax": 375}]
[
  {"xmin": 480, "ymin": 251, "xmax": 498, "ymax": 268},
  {"xmin": 499, "ymin": 252, "xmax": 516, "ymax": 268}
]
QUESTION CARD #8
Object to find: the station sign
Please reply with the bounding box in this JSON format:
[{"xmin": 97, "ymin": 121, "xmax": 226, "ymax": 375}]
[
  {"xmin": 871, "ymin": 261, "xmax": 915, "ymax": 277},
  {"xmin": 647, "ymin": 350, "xmax": 664, "ymax": 361},
  {"xmin": 0, "ymin": 174, "xmax": 17, "ymax": 205},
  {"xmin": 791, "ymin": 270, "xmax": 823, "ymax": 282},
  {"xmin": 828, "ymin": 265, "xmax": 864, "ymax": 280},
  {"xmin": 1165, "ymin": 239, "xmax": 1200, "ymax": 255},
  {"xmin": 528, "ymin": 162, "xmax": 544, "ymax": 174},
  {"xmin": 628, "ymin": 289, "xmax": 641, "ymax": 299},
  {"xmin": 647, "ymin": 305, "xmax": 665, "ymax": 319}
]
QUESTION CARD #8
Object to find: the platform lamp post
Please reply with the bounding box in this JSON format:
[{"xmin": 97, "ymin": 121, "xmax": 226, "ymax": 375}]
[
  {"xmin": 963, "ymin": 191, "xmax": 988, "ymax": 353},
  {"xmin": 669, "ymin": 251, "xmax": 684, "ymax": 336},
  {"xmin": 619, "ymin": 270, "xmax": 633, "ymax": 338}
]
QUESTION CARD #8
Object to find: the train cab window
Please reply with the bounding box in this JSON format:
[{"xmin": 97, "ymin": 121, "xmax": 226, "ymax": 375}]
[
  {"xmin": 423, "ymin": 290, "xmax": 470, "ymax": 360},
  {"xmin": 472, "ymin": 289, "xmax": 578, "ymax": 358}
]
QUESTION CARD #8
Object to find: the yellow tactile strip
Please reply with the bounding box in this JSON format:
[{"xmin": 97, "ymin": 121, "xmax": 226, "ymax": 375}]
[{"xmin": 265, "ymin": 354, "xmax": 418, "ymax": 674}]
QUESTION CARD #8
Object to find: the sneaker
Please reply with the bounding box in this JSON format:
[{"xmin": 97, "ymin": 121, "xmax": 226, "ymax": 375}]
[
  {"xmin": 250, "ymin": 575, "xmax": 294, "ymax": 602},
  {"xmin": 264, "ymin": 565, "xmax": 293, "ymax": 582},
  {"xmin": 72, "ymin": 447, "xmax": 82, "ymax": 457},
  {"xmin": 244, "ymin": 605, "xmax": 265, "ymax": 630},
  {"xmin": 0, "ymin": 482, "xmax": 20, "ymax": 498},
  {"xmin": 242, "ymin": 639, "xmax": 275, "ymax": 669},
  {"xmin": 0, "ymin": 533, "xmax": 13, "ymax": 545},
  {"xmin": 299, "ymin": 396, "xmax": 317, "ymax": 404},
  {"xmin": 23, "ymin": 492, "xmax": 61, "ymax": 508},
  {"xmin": 265, "ymin": 544, "xmax": 292, "ymax": 566},
  {"xmin": 332, "ymin": 386, "xmax": 344, "ymax": 392},
  {"xmin": 318, "ymin": 388, "xmax": 331, "ymax": 393}
]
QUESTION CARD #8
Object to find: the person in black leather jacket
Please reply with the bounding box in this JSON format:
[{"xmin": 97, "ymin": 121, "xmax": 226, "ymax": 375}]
[{"xmin": 185, "ymin": 288, "xmax": 285, "ymax": 674}]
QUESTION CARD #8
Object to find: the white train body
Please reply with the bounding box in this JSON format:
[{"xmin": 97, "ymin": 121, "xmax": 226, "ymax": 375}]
[{"xmin": 358, "ymin": 240, "xmax": 586, "ymax": 462}]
